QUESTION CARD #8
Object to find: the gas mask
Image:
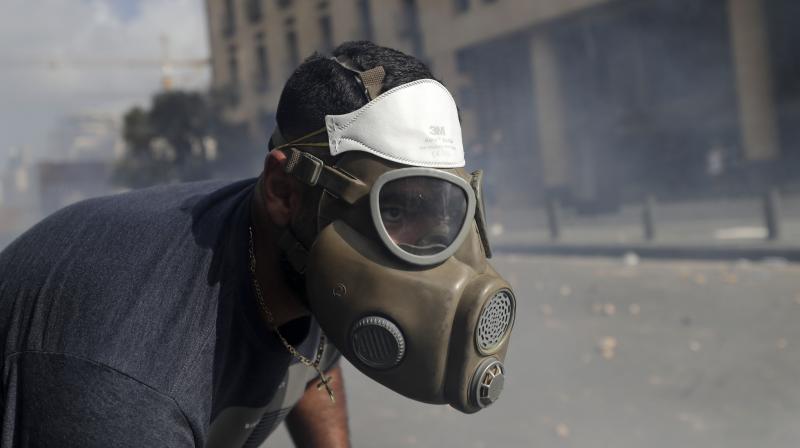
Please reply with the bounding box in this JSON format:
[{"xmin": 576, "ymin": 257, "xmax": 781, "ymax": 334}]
[{"xmin": 272, "ymin": 74, "xmax": 516, "ymax": 413}]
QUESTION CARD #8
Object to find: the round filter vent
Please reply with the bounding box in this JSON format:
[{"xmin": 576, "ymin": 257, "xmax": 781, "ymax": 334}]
[
  {"xmin": 475, "ymin": 289, "xmax": 515, "ymax": 354},
  {"xmin": 470, "ymin": 358, "xmax": 506, "ymax": 408},
  {"xmin": 351, "ymin": 316, "xmax": 406, "ymax": 369}
]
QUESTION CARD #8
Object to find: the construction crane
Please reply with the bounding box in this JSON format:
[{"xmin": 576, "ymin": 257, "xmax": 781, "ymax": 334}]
[{"xmin": 2, "ymin": 35, "xmax": 209, "ymax": 92}]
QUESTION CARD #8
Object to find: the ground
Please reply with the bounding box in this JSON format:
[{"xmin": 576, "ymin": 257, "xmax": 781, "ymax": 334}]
[{"xmin": 268, "ymin": 254, "xmax": 800, "ymax": 447}]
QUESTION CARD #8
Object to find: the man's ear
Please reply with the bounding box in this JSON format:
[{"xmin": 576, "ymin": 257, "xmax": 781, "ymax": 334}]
[{"xmin": 262, "ymin": 149, "xmax": 301, "ymax": 227}]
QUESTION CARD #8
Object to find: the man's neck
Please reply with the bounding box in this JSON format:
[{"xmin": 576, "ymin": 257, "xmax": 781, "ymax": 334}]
[{"xmin": 249, "ymin": 177, "xmax": 311, "ymax": 329}]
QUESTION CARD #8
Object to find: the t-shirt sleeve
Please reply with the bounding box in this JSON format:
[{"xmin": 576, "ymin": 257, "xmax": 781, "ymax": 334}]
[
  {"xmin": 2, "ymin": 351, "xmax": 197, "ymax": 448},
  {"xmin": 323, "ymin": 348, "xmax": 342, "ymax": 373}
]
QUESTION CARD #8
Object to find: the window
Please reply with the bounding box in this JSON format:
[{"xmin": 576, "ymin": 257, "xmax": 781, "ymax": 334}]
[
  {"xmin": 401, "ymin": 0, "xmax": 424, "ymax": 57},
  {"xmin": 319, "ymin": 15, "xmax": 333, "ymax": 53},
  {"xmin": 247, "ymin": 0, "xmax": 263, "ymax": 23},
  {"xmin": 228, "ymin": 44, "xmax": 239, "ymax": 86},
  {"xmin": 358, "ymin": 0, "xmax": 374, "ymax": 41},
  {"xmin": 286, "ymin": 29, "xmax": 299, "ymax": 67},
  {"xmin": 255, "ymin": 33, "xmax": 270, "ymax": 91},
  {"xmin": 223, "ymin": 0, "xmax": 236, "ymax": 36},
  {"xmin": 227, "ymin": 44, "xmax": 240, "ymax": 105},
  {"xmin": 453, "ymin": 0, "xmax": 470, "ymax": 13}
]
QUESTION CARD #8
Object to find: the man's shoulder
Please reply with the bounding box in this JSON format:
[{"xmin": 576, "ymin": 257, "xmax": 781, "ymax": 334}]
[
  {"xmin": 1, "ymin": 178, "xmax": 255, "ymax": 265},
  {"xmin": 0, "ymin": 178, "xmax": 256, "ymax": 399},
  {"xmin": 42, "ymin": 178, "xmax": 245, "ymax": 231}
]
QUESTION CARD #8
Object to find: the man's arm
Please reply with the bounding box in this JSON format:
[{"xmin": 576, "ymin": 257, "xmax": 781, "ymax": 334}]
[{"xmin": 285, "ymin": 364, "xmax": 350, "ymax": 448}]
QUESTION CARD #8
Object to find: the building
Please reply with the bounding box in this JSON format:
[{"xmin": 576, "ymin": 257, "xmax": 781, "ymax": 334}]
[
  {"xmin": 205, "ymin": 0, "xmax": 424, "ymax": 142},
  {"xmin": 0, "ymin": 113, "xmax": 123, "ymax": 238},
  {"xmin": 37, "ymin": 160, "xmax": 114, "ymax": 216},
  {"xmin": 34, "ymin": 113, "xmax": 123, "ymax": 216},
  {"xmin": 0, "ymin": 147, "xmax": 40, "ymax": 248},
  {"xmin": 205, "ymin": 0, "xmax": 800, "ymax": 209},
  {"xmin": 47, "ymin": 113, "xmax": 125, "ymax": 162}
]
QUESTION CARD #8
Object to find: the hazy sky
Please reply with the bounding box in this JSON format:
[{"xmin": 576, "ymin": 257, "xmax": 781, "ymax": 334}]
[{"xmin": 0, "ymin": 0, "xmax": 209, "ymax": 169}]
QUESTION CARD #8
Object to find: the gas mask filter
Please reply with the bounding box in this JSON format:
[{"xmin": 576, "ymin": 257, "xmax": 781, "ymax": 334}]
[{"xmin": 272, "ymin": 76, "xmax": 516, "ymax": 413}]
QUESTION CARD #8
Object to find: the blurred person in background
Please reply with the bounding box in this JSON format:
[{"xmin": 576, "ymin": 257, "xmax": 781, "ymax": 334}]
[{"xmin": 0, "ymin": 41, "xmax": 515, "ymax": 447}]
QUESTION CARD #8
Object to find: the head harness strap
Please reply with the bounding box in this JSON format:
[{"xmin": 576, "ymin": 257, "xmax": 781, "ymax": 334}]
[
  {"xmin": 282, "ymin": 148, "xmax": 369, "ymax": 204},
  {"xmin": 277, "ymin": 229, "xmax": 309, "ymax": 274},
  {"xmin": 331, "ymin": 56, "xmax": 386, "ymax": 101}
]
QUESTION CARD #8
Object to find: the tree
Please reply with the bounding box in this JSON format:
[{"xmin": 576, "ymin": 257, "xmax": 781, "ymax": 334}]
[{"xmin": 114, "ymin": 90, "xmax": 260, "ymax": 189}]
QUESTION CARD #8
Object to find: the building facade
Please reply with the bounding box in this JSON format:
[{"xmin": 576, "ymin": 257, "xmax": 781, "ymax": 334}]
[
  {"xmin": 206, "ymin": 0, "xmax": 799, "ymax": 208},
  {"xmin": 205, "ymin": 0, "xmax": 425, "ymax": 141},
  {"xmin": 0, "ymin": 148, "xmax": 39, "ymax": 249}
]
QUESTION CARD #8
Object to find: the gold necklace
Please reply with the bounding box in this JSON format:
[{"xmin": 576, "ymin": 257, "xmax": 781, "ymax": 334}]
[{"xmin": 248, "ymin": 226, "xmax": 335, "ymax": 403}]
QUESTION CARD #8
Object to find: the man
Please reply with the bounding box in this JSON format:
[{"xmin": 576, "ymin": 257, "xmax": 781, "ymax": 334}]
[{"xmin": 0, "ymin": 41, "xmax": 515, "ymax": 447}]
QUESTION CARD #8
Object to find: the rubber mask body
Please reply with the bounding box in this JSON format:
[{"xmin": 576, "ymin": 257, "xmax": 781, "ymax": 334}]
[{"xmin": 305, "ymin": 154, "xmax": 515, "ymax": 413}]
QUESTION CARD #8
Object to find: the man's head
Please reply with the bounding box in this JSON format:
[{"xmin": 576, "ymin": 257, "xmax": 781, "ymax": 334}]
[
  {"xmin": 275, "ymin": 41, "xmax": 437, "ymax": 152},
  {"xmin": 255, "ymin": 41, "xmax": 515, "ymax": 414},
  {"xmin": 261, "ymin": 41, "xmax": 439, "ymax": 268}
]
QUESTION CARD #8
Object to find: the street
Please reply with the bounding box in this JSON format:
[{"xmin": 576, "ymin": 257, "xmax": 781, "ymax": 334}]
[{"xmin": 268, "ymin": 254, "xmax": 800, "ymax": 447}]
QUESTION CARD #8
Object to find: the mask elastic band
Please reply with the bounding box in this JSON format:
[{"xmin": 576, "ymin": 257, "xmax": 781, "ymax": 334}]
[{"xmin": 272, "ymin": 126, "xmax": 329, "ymax": 151}]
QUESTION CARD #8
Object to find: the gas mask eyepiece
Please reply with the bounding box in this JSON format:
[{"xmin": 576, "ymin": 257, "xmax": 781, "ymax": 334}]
[{"xmin": 371, "ymin": 168, "xmax": 476, "ymax": 266}]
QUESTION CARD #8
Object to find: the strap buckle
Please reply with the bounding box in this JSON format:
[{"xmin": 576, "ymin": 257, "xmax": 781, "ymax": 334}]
[{"xmin": 284, "ymin": 148, "xmax": 324, "ymax": 186}]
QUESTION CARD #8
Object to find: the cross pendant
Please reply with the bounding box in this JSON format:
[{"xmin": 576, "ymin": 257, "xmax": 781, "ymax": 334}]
[{"xmin": 316, "ymin": 374, "xmax": 336, "ymax": 403}]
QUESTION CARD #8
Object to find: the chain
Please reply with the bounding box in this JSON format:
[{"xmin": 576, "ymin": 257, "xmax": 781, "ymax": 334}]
[{"xmin": 248, "ymin": 226, "xmax": 335, "ymax": 403}]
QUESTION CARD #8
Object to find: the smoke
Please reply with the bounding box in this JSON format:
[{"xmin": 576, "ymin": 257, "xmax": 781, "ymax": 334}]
[{"xmin": 0, "ymin": 0, "xmax": 209, "ymax": 162}]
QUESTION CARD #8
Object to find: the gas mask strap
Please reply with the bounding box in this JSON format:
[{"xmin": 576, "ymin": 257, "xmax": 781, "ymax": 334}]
[
  {"xmin": 278, "ymin": 228, "xmax": 309, "ymax": 274},
  {"xmin": 331, "ymin": 56, "xmax": 385, "ymax": 101},
  {"xmin": 359, "ymin": 66, "xmax": 386, "ymax": 100},
  {"xmin": 271, "ymin": 126, "xmax": 330, "ymax": 151},
  {"xmin": 471, "ymin": 170, "xmax": 493, "ymax": 258},
  {"xmin": 283, "ymin": 148, "xmax": 369, "ymax": 204}
]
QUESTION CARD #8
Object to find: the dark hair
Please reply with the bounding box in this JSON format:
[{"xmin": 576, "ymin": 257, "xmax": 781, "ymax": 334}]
[
  {"xmin": 275, "ymin": 41, "xmax": 437, "ymax": 145},
  {"xmin": 277, "ymin": 42, "xmax": 438, "ymax": 251}
]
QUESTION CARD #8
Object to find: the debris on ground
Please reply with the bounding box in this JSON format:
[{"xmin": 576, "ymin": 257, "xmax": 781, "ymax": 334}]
[
  {"xmin": 623, "ymin": 252, "xmax": 640, "ymax": 267},
  {"xmin": 598, "ymin": 336, "xmax": 618, "ymax": 360},
  {"xmin": 693, "ymin": 274, "xmax": 707, "ymax": 285},
  {"xmin": 555, "ymin": 423, "xmax": 570, "ymax": 439}
]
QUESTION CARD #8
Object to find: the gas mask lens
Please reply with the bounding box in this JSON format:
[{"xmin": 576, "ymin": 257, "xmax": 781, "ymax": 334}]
[
  {"xmin": 370, "ymin": 168, "xmax": 476, "ymax": 265},
  {"xmin": 379, "ymin": 177, "xmax": 468, "ymax": 255}
]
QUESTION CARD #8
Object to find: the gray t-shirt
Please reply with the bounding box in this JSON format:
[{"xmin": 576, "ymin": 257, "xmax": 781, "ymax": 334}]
[{"xmin": 0, "ymin": 179, "xmax": 338, "ymax": 447}]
